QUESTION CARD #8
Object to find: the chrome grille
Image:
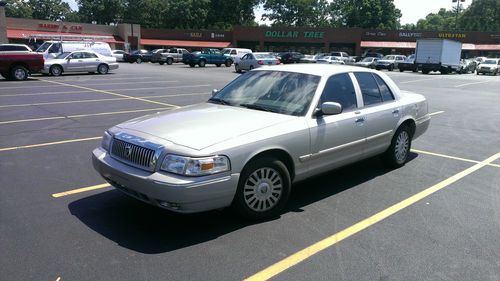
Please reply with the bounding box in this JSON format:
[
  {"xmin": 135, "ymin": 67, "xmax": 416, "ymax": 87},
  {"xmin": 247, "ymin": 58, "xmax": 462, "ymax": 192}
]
[{"xmin": 111, "ymin": 138, "xmax": 156, "ymax": 171}]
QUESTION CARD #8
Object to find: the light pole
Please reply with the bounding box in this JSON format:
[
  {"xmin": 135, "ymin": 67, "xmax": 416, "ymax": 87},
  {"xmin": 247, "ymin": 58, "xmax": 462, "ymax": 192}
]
[{"xmin": 452, "ymin": 0, "xmax": 465, "ymax": 30}]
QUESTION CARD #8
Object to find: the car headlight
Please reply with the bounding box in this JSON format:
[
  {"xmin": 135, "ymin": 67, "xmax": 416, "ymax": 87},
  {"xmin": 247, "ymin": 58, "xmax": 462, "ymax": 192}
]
[
  {"xmin": 161, "ymin": 154, "xmax": 230, "ymax": 176},
  {"xmin": 101, "ymin": 131, "xmax": 113, "ymax": 151}
]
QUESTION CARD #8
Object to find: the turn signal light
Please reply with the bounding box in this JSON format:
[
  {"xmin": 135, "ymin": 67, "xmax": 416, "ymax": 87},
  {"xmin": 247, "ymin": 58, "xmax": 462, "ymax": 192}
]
[{"xmin": 257, "ymin": 60, "xmax": 264, "ymax": 65}]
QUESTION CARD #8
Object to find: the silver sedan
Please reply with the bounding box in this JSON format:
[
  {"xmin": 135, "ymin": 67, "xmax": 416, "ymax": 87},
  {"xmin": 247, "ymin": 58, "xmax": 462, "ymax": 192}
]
[
  {"xmin": 235, "ymin": 52, "xmax": 280, "ymax": 73},
  {"xmin": 42, "ymin": 50, "xmax": 119, "ymax": 76},
  {"xmin": 93, "ymin": 64, "xmax": 430, "ymax": 219}
]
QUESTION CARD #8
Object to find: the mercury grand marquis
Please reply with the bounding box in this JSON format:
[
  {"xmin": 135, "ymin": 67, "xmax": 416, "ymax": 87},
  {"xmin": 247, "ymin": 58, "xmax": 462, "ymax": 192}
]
[{"xmin": 92, "ymin": 64, "xmax": 430, "ymax": 219}]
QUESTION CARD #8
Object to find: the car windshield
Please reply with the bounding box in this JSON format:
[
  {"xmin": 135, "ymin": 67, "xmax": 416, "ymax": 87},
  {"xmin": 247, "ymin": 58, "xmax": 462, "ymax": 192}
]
[
  {"xmin": 382, "ymin": 55, "xmax": 395, "ymax": 60},
  {"xmin": 209, "ymin": 71, "xmax": 321, "ymax": 116},
  {"xmin": 408, "ymin": 55, "xmax": 415, "ymax": 60},
  {"xmin": 222, "ymin": 49, "xmax": 231, "ymax": 54},
  {"xmin": 483, "ymin": 60, "xmax": 497, "ymax": 64},
  {"xmin": 255, "ymin": 54, "xmax": 275, "ymax": 59},
  {"xmin": 362, "ymin": 58, "xmax": 373, "ymax": 62},
  {"xmin": 36, "ymin": 42, "xmax": 52, "ymax": 53},
  {"xmin": 55, "ymin": 52, "xmax": 71, "ymax": 59}
]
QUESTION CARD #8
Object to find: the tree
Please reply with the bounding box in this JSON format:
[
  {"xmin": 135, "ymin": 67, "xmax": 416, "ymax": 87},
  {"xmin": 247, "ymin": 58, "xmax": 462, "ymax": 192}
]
[
  {"xmin": 76, "ymin": 0, "xmax": 126, "ymax": 25},
  {"xmin": 459, "ymin": 0, "xmax": 500, "ymax": 32},
  {"xmin": 414, "ymin": 8, "xmax": 457, "ymax": 31},
  {"xmin": 261, "ymin": 0, "xmax": 332, "ymax": 27},
  {"xmin": 206, "ymin": 0, "xmax": 260, "ymax": 29},
  {"xmin": 331, "ymin": 0, "xmax": 401, "ymax": 29},
  {"xmin": 28, "ymin": 0, "xmax": 73, "ymax": 21},
  {"xmin": 5, "ymin": 0, "xmax": 33, "ymax": 18}
]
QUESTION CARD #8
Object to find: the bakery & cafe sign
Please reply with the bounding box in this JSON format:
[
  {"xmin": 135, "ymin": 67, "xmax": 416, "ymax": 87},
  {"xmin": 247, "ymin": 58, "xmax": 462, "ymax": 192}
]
[{"xmin": 265, "ymin": 30, "xmax": 325, "ymax": 39}]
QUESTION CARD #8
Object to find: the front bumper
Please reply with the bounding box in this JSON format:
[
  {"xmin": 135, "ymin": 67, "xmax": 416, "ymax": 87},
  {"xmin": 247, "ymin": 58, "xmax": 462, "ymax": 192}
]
[
  {"xmin": 108, "ymin": 63, "xmax": 119, "ymax": 70},
  {"xmin": 92, "ymin": 147, "xmax": 239, "ymax": 213},
  {"xmin": 376, "ymin": 63, "xmax": 392, "ymax": 69},
  {"xmin": 477, "ymin": 68, "xmax": 496, "ymax": 74}
]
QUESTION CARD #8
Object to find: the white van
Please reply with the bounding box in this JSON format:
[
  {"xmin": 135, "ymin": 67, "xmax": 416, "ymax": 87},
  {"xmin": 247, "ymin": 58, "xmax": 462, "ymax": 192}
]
[
  {"xmin": 36, "ymin": 41, "xmax": 113, "ymax": 59},
  {"xmin": 222, "ymin": 48, "xmax": 252, "ymax": 62}
]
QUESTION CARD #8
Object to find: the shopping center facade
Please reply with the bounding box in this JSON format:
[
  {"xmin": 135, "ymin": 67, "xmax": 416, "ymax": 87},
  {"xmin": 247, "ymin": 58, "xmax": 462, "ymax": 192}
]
[{"xmin": 1, "ymin": 7, "xmax": 500, "ymax": 58}]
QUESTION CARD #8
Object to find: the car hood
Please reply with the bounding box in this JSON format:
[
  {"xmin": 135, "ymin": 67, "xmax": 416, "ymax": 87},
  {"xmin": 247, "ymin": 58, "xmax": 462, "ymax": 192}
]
[
  {"xmin": 44, "ymin": 58, "xmax": 66, "ymax": 64},
  {"xmin": 116, "ymin": 103, "xmax": 295, "ymax": 151},
  {"xmin": 377, "ymin": 59, "xmax": 394, "ymax": 63}
]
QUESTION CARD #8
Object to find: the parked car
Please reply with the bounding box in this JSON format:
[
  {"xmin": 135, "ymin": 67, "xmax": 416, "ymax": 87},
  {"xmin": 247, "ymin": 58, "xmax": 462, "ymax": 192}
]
[
  {"xmin": 316, "ymin": 56, "xmax": 345, "ymax": 64},
  {"xmin": 330, "ymin": 51, "xmax": 351, "ymax": 63},
  {"xmin": 398, "ymin": 54, "xmax": 418, "ymax": 72},
  {"xmin": 300, "ymin": 55, "xmax": 317, "ymax": 63},
  {"xmin": 222, "ymin": 48, "xmax": 252, "ymax": 63},
  {"xmin": 355, "ymin": 57, "xmax": 379, "ymax": 69},
  {"xmin": 0, "ymin": 52, "xmax": 44, "ymax": 80},
  {"xmin": 458, "ymin": 59, "xmax": 477, "ymax": 74},
  {"xmin": 149, "ymin": 49, "xmax": 169, "ymax": 64},
  {"xmin": 476, "ymin": 58, "xmax": 499, "ymax": 75},
  {"xmin": 375, "ymin": 55, "xmax": 407, "ymax": 71},
  {"xmin": 123, "ymin": 50, "xmax": 152, "ymax": 64},
  {"xmin": 234, "ymin": 52, "xmax": 280, "ymax": 72},
  {"xmin": 278, "ymin": 52, "xmax": 304, "ymax": 64},
  {"xmin": 0, "ymin": 44, "xmax": 32, "ymax": 52},
  {"xmin": 363, "ymin": 52, "xmax": 384, "ymax": 59},
  {"xmin": 313, "ymin": 53, "xmax": 329, "ymax": 60},
  {"xmin": 182, "ymin": 48, "xmax": 233, "ymax": 67},
  {"xmin": 42, "ymin": 50, "xmax": 118, "ymax": 76},
  {"xmin": 92, "ymin": 64, "xmax": 430, "ymax": 219},
  {"xmin": 154, "ymin": 48, "xmax": 190, "ymax": 65},
  {"xmin": 111, "ymin": 50, "xmax": 127, "ymax": 62}
]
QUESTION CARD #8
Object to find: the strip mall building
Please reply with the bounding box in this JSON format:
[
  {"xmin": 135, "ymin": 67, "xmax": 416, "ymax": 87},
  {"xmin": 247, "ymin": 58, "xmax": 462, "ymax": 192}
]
[{"xmin": 2, "ymin": 16, "xmax": 500, "ymax": 57}]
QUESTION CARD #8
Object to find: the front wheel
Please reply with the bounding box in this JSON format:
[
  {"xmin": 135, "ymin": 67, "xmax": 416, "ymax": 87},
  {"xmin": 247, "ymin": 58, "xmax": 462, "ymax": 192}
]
[
  {"xmin": 383, "ymin": 125, "xmax": 412, "ymax": 168},
  {"xmin": 159, "ymin": 61, "xmax": 165, "ymax": 65},
  {"xmin": 136, "ymin": 58, "xmax": 142, "ymax": 64},
  {"xmin": 232, "ymin": 158, "xmax": 291, "ymax": 220},
  {"xmin": 167, "ymin": 58, "xmax": 173, "ymax": 65},
  {"xmin": 198, "ymin": 60, "xmax": 206, "ymax": 67},
  {"xmin": 97, "ymin": 64, "xmax": 109, "ymax": 74},
  {"xmin": 225, "ymin": 60, "xmax": 232, "ymax": 67},
  {"xmin": 235, "ymin": 64, "xmax": 242, "ymax": 73},
  {"xmin": 189, "ymin": 63, "xmax": 195, "ymax": 68},
  {"xmin": 389, "ymin": 64, "xmax": 394, "ymax": 71}
]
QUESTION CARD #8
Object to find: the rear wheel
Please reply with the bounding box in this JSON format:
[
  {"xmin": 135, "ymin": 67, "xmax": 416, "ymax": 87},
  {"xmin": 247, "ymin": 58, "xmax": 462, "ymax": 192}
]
[
  {"xmin": 50, "ymin": 65, "xmax": 63, "ymax": 76},
  {"xmin": 136, "ymin": 58, "xmax": 142, "ymax": 64},
  {"xmin": 249, "ymin": 65, "xmax": 254, "ymax": 70},
  {"xmin": 399, "ymin": 68, "xmax": 404, "ymax": 72},
  {"xmin": 10, "ymin": 65, "xmax": 29, "ymax": 81},
  {"xmin": 388, "ymin": 64, "xmax": 394, "ymax": 71},
  {"xmin": 235, "ymin": 64, "xmax": 242, "ymax": 73},
  {"xmin": 167, "ymin": 58, "xmax": 173, "ymax": 65},
  {"xmin": 232, "ymin": 157, "xmax": 291, "ymax": 220},
  {"xmin": 159, "ymin": 61, "xmax": 165, "ymax": 65},
  {"xmin": 189, "ymin": 63, "xmax": 195, "ymax": 68},
  {"xmin": 225, "ymin": 60, "xmax": 232, "ymax": 67},
  {"xmin": 97, "ymin": 64, "xmax": 109, "ymax": 75},
  {"xmin": 198, "ymin": 60, "xmax": 206, "ymax": 67},
  {"xmin": 216, "ymin": 64, "xmax": 221, "ymax": 67},
  {"xmin": 422, "ymin": 69, "xmax": 430, "ymax": 74},
  {"xmin": 383, "ymin": 125, "xmax": 412, "ymax": 168}
]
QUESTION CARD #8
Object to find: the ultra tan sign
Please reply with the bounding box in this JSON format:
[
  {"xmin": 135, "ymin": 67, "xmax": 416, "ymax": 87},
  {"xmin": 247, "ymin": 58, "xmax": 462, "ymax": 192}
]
[{"xmin": 438, "ymin": 33, "xmax": 466, "ymax": 39}]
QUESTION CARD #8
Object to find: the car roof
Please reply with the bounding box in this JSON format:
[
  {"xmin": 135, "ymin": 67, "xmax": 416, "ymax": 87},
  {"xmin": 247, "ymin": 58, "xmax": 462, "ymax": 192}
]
[{"xmin": 253, "ymin": 64, "xmax": 375, "ymax": 77}]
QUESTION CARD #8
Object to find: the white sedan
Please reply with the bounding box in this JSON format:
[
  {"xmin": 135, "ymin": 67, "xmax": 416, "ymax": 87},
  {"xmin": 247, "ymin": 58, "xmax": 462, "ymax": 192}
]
[
  {"xmin": 112, "ymin": 50, "xmax": 127, "ymax": 62},
  {"xmin": 316, "ymin": 56, "xmax": 345, "ymax": 65},
  {"xmin": 43, "ymin": 50, "xmax": 119, "ymax": 76}
]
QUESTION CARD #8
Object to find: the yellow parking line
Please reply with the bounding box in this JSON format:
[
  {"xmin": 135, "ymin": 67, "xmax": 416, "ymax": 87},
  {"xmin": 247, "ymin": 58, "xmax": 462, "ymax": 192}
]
[
  {"xmin": 245, "ymin": 152, "xmax": 500, "ymax": 281},
  {"xmin": 0, "ymin": 92, "xmax": 208, "ymax": 109},
  {"xmin": 0, "ymin": 136, "xmax": 102, "ymax": 152},
  {"xmin": 429, "ymin": 111, "xmax": 445, "ymax": 116},
  {"xmin": 39, "ymin": 79, "xmax": 180, "ymax": 108},
  {"xmin": 52, "ymin": 183, "xmax": 111, "ymax": 198},
  {"xmin": 0, "ymin": 107, "xmax": 171, "ymax": 125}
]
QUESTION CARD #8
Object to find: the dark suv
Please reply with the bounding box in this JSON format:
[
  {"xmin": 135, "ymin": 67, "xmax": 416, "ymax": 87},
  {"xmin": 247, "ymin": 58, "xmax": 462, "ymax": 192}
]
[{"xmin": 278, "ymin": 52, "xmax": 304, "ymax": 64}]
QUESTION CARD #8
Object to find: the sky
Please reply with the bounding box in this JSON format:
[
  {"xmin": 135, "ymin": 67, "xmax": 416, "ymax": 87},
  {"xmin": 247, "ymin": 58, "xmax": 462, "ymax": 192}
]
[{"xmin": 63, "ymin": 0, "xmax": 472, "ymax": 25}]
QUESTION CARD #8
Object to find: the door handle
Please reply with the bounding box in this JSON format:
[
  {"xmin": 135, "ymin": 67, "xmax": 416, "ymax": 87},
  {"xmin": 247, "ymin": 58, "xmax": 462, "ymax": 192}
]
[
  {"xmin": 355, "ymin": 117, "xmax": 365, "ymax": 123},
  {"xmin": 78, "ymin": 60, "xmax": 83, "ymax": 62},
  {"xmin": 392, "ymin": 109, "xmax": 400, "ymax": 114}
]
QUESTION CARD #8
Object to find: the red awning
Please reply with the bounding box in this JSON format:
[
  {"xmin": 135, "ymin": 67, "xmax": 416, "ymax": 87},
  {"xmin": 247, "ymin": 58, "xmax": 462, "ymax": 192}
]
[
  {"xmin": 141, "ymin": 39, "xmax": 231, "ymax": 48},
  {"xmin": 7, "ymin": 29, "xmax": 124, "ymax": 44},
  {"xmin": 462, "ymin": 43, "xmax": 500, "ymax": 50},
  {"xmin": 361, "ymin": 41, "xmax": 416, "ymax": 49}
]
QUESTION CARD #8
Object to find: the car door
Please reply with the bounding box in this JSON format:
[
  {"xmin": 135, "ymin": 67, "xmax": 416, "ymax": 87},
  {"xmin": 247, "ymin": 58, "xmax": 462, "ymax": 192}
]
[
  {"xmin": 83, "ymin": 52, "xmax": 101, "ymax": 72},
  {"xmin": 306, "ymin": 73, "xmax": 367, "ymax": 174},
  {"xmin": 352, "ymin": 72, "xmax": 400, "ymax": 157},
  {"xmin": 239, "ymin": 54, "xmax": 249, "ymax": 70},
  {"xmin": 65, "ymin": 52, "xmax": 85, "ymax": 72}
]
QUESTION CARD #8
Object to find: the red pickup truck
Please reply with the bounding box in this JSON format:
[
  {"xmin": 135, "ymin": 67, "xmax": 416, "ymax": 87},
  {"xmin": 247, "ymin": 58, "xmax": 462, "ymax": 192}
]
[{"xmin": 0, "ymin": 53, "xmax": 44, "ymax": 81}]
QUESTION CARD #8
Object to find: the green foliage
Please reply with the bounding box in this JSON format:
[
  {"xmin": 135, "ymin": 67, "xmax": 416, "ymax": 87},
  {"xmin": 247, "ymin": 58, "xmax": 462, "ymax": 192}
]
[
  {"xmin": 415, "ymin": 8, "xmax": 458, "ymax": 31},
  {"xmin": 261, "ymin": 0, "xmax": 332, "ymax": 27},
  {"xmin": 331, "ymin": 0, "xmax": 401, "ymax": 29},
  {"xmin": 76, "ymin": 0, "xmax": 126, "ymax": 25},
  {"xmin": 206, "ymin": 0, "xmax": 260, "ymax": 29},
  {"xmin": 459, "ymin": 0, "xmax": 500, "ymax": 32},
  {"xmin": 5, "ymin": 0, "xmax": 33, "ymax": 18},
  {"xmin": 28, "ymin": 0, "xmax": 72, "ymax": 21}
]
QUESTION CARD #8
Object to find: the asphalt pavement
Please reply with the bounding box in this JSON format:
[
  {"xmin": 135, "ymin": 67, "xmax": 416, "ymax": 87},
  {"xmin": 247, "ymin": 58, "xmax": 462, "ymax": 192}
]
[{"xmin": 1, "ymin": 63, "xmax": 499, "ymax": 281}]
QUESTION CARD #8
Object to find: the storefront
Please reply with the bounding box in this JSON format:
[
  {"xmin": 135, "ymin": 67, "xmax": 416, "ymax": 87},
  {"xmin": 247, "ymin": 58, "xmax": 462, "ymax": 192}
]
[{"xmin": 140, "ymin": 28, "xmax": 232, "ymax": 51}]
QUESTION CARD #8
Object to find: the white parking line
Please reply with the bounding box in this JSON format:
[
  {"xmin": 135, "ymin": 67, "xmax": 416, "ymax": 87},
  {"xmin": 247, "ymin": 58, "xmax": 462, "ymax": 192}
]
[
  {"xmin": 0, "ymin": 80, "xmax": 179, "ymax": 89},
  {"xmin": 429, "ymin": 111, "xmax": 445, "ymax": 116},
  {"xmin": 399, "ymin": 77, "xmax": 442, "ymax": 84},
  {"xmin": 454, "ymin": 81, "xmax": 492, "ymax": 88}
]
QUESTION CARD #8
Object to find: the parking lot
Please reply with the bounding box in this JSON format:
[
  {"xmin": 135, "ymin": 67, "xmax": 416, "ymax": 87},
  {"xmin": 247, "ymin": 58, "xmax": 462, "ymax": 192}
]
[{"xmin": 1, "ymin": 63, "xmax": 499, "ymax": 281}]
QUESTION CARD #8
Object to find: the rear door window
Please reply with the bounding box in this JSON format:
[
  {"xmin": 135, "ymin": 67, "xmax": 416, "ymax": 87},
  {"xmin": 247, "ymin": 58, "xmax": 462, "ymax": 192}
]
[
  {"xmin": 372, "ymin": 74, "xmax": 395, "ymax": 102},
  {"xmin": 354, "ymin": 72, "xmax": 383, "ymax": 106},
  {"xmin": 320, "ymin": 73, "xmax": 357, "ymax": 111}
]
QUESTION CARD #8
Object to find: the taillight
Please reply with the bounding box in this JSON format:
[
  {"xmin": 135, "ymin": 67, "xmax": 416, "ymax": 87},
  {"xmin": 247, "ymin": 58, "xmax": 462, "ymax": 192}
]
[
  {"xmin": 257, "ymin": 60, "xmax": 264, "ymax": 65},
  {"xmin": 277, "ymin": 59, "xmax": 281, "ymax": 65}
]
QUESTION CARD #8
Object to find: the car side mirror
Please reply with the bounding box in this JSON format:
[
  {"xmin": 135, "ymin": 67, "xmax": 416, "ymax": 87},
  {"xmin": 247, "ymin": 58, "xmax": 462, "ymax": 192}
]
[
  {"xmin": 212, "ymin": 89, "xmax": 218, "ymax": 97},
  {"xmin": 316, "ymin": 102, "xmax": 342, "ymax": 116}
]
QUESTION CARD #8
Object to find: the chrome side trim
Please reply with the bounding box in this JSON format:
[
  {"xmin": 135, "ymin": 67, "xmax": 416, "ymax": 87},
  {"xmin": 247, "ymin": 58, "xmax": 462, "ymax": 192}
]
[
  {"xmin": 299, "ymin": 137, "xmax": 366, "ymax": 162},
  {"xmin": 366, "ymin": 130, "xmax": 393, "ymax": 141}
]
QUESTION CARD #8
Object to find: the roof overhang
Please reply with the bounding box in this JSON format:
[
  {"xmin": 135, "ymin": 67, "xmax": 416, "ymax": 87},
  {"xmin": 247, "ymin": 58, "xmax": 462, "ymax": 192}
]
[{"xmin": 140, "ymin": 39, "xmax": 231, "ymax": 48}]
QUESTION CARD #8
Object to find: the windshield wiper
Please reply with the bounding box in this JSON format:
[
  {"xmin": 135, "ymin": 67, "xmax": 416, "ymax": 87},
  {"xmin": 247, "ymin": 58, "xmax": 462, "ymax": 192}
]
[
  {"xmin": 239, "ymin": 103, "xmax": 277, "ymax": 113},
  {"xmin": 208, "ymin": 97, "xmax": 232, "ymax": 105}
]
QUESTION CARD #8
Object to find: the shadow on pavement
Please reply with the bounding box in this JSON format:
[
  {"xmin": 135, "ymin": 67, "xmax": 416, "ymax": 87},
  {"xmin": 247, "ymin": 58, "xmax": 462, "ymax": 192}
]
[{"xmin": 69, "ymin": 153, "xmax": 417, "ymax": 254}]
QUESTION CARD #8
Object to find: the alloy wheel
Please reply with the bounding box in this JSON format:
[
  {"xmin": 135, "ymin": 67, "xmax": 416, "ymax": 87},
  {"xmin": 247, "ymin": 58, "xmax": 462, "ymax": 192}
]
[{"xmin": 243, "ymin": 167, "xmax": 283, "ymax": 212}]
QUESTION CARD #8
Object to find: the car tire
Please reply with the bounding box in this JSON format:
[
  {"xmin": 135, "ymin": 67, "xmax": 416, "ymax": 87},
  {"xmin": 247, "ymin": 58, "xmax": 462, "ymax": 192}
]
[
  {"xmin": 199, "ymin": 60, "xmax": 206, "ymax": 67},
  {"xmin": 136, "ymin": 58, "xmax": 142, "ymax": 64},
  {"xmin": 9, "ymin": 65, "xmax": 29, "ymax": 81},
  {"xmin": 383, "ymin": 125, "xmax": 412, "ymax": 168},
  {"xmin": 50, "ymin": 65, "xmax": 63, "ymax": 76},
  {"xmin": 249, "ymin": 65, "xmax": 254, "ymax": 70},
  {"xmin": 225, "ymin": 60, "xmax": 232, "ymax": 67},
  {"xmin": 399, "ymin": 68, "xmax": 404, "ymax": 72},
  {"xmin": 422, "ymin": 69, "xmax": 430, "ymax": 74},
  {"xmin": 97, "ymin": 64, "xmax": 109, "ymax": 75},
  {"xmin": 1, "ymin": 72, "xmax": 8, "ymax": 79},
  {"xmin": 167, "ymin": 58, "xmax": 173, "ymax": 65},
  {"xmin": 232, "ymin": 157, "xmax": 291, "ymax": 220},
  {"xmin": 216, "ymin": 64, "xmax": 221, "ymax": 67},
  {"xmin": 189, "ymin": 63, "xmax": 195, "ymax": 68},
  {"xmin": 375, "ymin": 67, "xmax": 381, "ymax": 71},
  {"xmin": 389, "ymin": 64, "xmax": 394, "ymax": 71},
  {"xmin": 159, "ymin": 61, "xmax": 165, "ymax": 65},
  {"xmin": 235, "ymin": 64, "xmax": 242, "ymax": 73}
]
